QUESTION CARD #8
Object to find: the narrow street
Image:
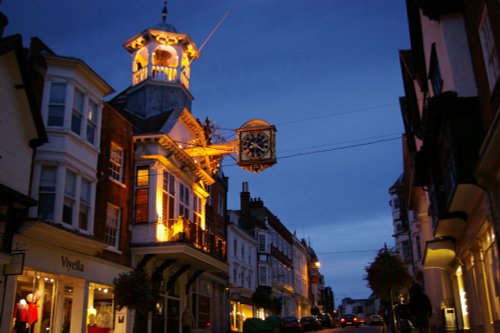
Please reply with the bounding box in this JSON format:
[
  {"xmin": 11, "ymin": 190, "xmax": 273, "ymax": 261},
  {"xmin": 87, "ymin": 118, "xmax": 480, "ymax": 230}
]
[{"xmin": 318, "ymin": 326, "xmax": 385, "ymax": 333}]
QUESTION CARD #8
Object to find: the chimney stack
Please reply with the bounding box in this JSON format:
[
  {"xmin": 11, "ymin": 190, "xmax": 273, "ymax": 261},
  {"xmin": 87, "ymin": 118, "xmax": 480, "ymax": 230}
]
[{"xmin": 240, "ymin": 181, "xmax": 250, "ymax": 221}]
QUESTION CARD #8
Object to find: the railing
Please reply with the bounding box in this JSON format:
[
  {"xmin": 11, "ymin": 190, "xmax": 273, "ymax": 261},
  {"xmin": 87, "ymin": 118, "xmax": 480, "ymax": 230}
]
[
  {"xmin": 132, "ymin": 67, "xmax": 148, "ymax": 85},
  {"xmin": 153, "ymin": 216, "xmax": 226, "ymax": 261},
  {"xmin": 131, "ymin": 66, "xmax": 190, "ymax": 89},
  {"xmin": 152, "ymin": 65, "xmax": 178, "ymax": 82}
]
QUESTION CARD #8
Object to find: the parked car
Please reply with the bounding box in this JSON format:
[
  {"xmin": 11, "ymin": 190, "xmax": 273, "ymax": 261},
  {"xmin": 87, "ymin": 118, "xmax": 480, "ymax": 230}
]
[
  {"xmin": 368, "ymin": 314, "xmax": 384, "ymax": 326},
  {"xmin": 330, "ymin": 316, "xmax": 340, "ymax": 327},
  {"xmin": 300, "ymin": 316, "xmax": 322, "ymax": 331},
  {"xmin": 317, "ymin": 314, "xmax": 334, "ymax": 328},
  {"xmin": 339, "ymin": 314, "xmax": 360, "ymax": 328},
  {"xmin": 281, "ymin": 316, "xmax": 303, "ymax": 333}
]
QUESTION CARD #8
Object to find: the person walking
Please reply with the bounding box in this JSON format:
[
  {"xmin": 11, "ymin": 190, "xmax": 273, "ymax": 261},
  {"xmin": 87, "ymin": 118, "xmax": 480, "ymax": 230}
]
[
  {"xmin": 408, "ymin": 283, "xmax": 432, "ymax": 333},
  {"xmin": 182, "ymin": 305, "xmax": 195, "ymax": 333}
]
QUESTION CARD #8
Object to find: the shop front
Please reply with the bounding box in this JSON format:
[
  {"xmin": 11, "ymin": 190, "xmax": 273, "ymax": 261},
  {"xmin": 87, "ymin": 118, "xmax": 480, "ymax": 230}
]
[{"xmin": 1, "ymin": 232, "xmax": 130, "ymax": 333}]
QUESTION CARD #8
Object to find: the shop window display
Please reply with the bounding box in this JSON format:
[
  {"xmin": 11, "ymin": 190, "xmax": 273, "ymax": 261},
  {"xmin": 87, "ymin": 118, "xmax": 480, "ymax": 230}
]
[
  {"xmin": 13, "ymin": 271, "xmax": 114, "ymax": 333},
  {"xmin": 87, "ymin": 283, "xmax": 115, "ymax": 333},
  {"xmin": 14, "ymin": 271, "xmax": 55, "ymax": 333}
]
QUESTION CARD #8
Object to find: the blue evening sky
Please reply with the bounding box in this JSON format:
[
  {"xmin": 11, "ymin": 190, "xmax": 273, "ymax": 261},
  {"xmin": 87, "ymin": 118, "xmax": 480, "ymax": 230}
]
[{"xmin": 2, "ymin": 0, "xmax": 409, "ymax": 301}]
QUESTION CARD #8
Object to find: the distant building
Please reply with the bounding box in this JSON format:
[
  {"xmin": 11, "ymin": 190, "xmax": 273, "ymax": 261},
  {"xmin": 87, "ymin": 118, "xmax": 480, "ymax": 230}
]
[{"xmin": 227, "ymin": 210, "xmax": 257, "ymax": 331}]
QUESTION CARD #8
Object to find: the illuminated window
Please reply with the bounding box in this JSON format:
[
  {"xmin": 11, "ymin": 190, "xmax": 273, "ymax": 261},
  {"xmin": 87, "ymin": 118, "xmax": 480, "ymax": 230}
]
[
  {"xmin": 193, "ymin": 194, "xmax": 202, "ymax": 225},
  {"xmin": 71, "ymin": 88, "xmax": 84, "ymax": 135},
  {"xmin": 153, "ymin": 45, "xmax": 178, "ymax": 67},
  {"xmin": 47, "ymin": 82, "xmax": 66, "ymax": 127},
  {"xmin": 105, "ymin": 203, "xmax": 121, "ymax": 248},
  {"xmin": 162, "ymin": 172, "xmax": 175, "ymax": 225},
  {"xmin": 179, "ymin": 183, "xmax": 190, "ymax": 219},
  {"xmin": 109, "ymin": 144, "xmax": 124, "ymax": 182},
  {"xmin": 86, "ymin": 100, "xmax": 98, "ymax": 144},
  {"xmin": 135, "ymin": 166, "xmax": 149, "ymax": 223}
]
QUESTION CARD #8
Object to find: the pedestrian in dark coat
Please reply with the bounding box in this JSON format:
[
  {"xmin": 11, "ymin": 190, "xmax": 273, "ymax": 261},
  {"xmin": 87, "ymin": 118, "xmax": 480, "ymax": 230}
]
[{"xmin": 408, "ymin": 283, "xmax": 432, "ymax": 333}]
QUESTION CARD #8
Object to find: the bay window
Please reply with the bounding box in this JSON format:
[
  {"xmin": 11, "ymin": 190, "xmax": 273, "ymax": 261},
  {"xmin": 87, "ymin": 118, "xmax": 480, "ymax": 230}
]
[
  {"xmin": 47, "ymin": 83, "xmax": 66, "ymax": 127},
  {"xmin": 71, "ymin": 88, "xmax": 84, "ymax": 135},
  {"xmin": 135, "ymin": 166, "xmax": 149, "ymax": 223},
  {"xmin": 63, "ymin": 170, "xmax": 77, "ymax": 225},
  {"xmin": 86, "ymin": 99, "xmax": 98, "ymax": 144},
  {"xmin": 38, "ymin": 166, "xmax": 57, "ymax": 220}
]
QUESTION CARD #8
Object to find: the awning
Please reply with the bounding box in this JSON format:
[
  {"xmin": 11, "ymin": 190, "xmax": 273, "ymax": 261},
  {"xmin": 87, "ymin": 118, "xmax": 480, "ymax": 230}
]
[{"xmin": 423, "ymin": 238, "xmax": 456, "ymax": 270}]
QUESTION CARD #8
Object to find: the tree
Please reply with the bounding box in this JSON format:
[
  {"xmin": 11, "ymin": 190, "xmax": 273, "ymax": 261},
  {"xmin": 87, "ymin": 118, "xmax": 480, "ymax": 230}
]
[
  {"xmin": 251, "ymin": 286, "xmax": 272, "ymax": 309},
  {"xmin": 364, "ymin": 244, "xmax": 412, "ymax": 332},
  {"xmin": 251, "ymin": 286, "xmax": 282, "ymax": 315},
  {"xmin": 113, "ymin": 268, "xmax": 154, "ymax": 313}
]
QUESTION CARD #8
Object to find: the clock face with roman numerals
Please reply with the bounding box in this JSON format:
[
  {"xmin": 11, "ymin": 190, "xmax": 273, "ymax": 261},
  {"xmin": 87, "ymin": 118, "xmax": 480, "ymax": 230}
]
[{"xmin": 240, "ymin": 130, "xmax": 272, "ymax": 161}]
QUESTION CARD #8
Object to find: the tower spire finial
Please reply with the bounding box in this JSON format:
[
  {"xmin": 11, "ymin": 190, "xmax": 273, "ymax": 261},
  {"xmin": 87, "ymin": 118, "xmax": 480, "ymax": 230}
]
[{"xmin": 162, "ymin": 1, "xmax": 168, "ymax": 22}]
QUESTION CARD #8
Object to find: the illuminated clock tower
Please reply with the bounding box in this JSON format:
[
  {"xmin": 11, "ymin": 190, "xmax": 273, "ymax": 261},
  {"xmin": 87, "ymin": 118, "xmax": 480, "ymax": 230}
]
[{"xmin": 120, "ymin": 4, "xmax": 200, "ymax": 117}]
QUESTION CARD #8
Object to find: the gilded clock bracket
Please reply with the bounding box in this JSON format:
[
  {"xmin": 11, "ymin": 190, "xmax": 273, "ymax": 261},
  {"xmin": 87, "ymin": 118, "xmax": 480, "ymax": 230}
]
[{"xmin": 183, "ymin": 119, "xmax": 277, "ymax": 173}]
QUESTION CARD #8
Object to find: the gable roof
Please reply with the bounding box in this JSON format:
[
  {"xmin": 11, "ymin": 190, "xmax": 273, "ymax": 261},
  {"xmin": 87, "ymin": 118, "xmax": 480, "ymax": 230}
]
[{"xmin": 0, "ymin": 34, "xmax": 47, "ymax": 146}]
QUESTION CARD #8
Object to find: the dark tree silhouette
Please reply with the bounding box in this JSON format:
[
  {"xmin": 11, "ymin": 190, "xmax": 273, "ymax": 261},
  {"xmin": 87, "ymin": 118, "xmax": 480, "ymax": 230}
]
[{"xmin": 364, "ymin": 244, "xmax": 412, "ymax": 332}]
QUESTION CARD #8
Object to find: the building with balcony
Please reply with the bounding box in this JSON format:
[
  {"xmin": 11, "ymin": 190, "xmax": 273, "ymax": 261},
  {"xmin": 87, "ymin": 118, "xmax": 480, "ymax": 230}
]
[
  {"xmin": 106, "ymin": 7, "xmax": 229, "ymax": 333},
  {"xmin": 394, "ymin": 0, "xmax": 500, "ymax": 332}
]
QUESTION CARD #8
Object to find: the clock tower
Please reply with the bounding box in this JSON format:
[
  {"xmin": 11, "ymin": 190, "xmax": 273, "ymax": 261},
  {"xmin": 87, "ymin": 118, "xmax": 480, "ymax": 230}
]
[{"xmin": 120, "ymin": 3, "xmax": 200, "ymax": 118}]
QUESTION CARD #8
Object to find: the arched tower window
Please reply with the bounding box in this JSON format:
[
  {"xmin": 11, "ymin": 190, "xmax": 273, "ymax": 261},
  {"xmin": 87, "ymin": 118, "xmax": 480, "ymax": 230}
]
[
  {"xmin": 180, "ymin": 53, "xmax": 191, "ymax": 88},
  {"xmin": 152, "ymin": 45, "xmax": 179, "ymax": 81},
  {"xmin": 132, "ymin": 48, "xmax": 149, "ymax": 85},
  {"xmin": 134, "ymin": 48, "xmax": 149, "ymax": 71},
  {"xmin": 152, "ymin": 45, "xmax": 178, "ymax": 67}
]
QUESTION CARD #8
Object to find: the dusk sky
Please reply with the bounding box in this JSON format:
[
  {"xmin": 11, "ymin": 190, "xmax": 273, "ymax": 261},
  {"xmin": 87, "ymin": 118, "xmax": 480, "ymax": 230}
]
[{"xmin": 3, "ymin": 0, "xmax": 410, "ymax": 301}]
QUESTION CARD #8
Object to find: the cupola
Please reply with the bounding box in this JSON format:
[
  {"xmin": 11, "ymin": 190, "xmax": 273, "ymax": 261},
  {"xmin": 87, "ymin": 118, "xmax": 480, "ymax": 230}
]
[{"xmin": 123, "ymin": 3, "xmax": 200, "ymax": 90}]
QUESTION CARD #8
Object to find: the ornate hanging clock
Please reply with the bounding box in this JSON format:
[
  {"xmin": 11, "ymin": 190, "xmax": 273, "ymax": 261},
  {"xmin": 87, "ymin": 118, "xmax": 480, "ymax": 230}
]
[{"xmin": 236, "ymin": 120, "xmax": 277, "ymax": 173}]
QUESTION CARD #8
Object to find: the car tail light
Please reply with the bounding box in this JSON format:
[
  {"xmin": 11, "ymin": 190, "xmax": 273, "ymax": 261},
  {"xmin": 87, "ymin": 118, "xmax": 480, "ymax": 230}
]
[
  {"xmin": 353, "ymin": 318, "xmax": 358, "ymax": 322},
  {"xmin": 340, "ymin": 318, "xmax": 345, "ymax": 322}
]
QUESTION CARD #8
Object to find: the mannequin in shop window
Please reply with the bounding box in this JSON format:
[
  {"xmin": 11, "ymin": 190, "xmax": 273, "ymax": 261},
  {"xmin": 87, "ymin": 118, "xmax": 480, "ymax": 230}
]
[
  {"xmin": 26, "ymin": 293, "xmax": 39, "ymax": 333},
  {"xmin": 13, "ymin": 299, "xmax": 29, "ymax": 333}
]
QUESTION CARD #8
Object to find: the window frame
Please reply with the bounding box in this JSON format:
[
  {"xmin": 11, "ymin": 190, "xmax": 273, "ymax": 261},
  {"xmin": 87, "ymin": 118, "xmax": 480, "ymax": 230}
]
[
  {"xmin": 479, "ymin": 7, "xmax": 500, "ymax": 90},
  {"xmin": 38, "ymin": 166, "xmax": 57, "ymax": 220},
  {"xmin": 71, "ymin": 87, "xmax": 84, "ymax": 135},
  {"xmin": 86, "ymin": 99, "xmax": 98, "ymax": 144},
  {"xmin": 134, "ymin": 165, "xmax": 150, "ymax": 223},
  {"xmin": 47, "ymin": 82, "xmax": 66, "ymax": 127},
  {"xmin": 109, "ymin": 143, "xmax": 124, "ymax": 183},
  {"xmin": 105, "ymin": 203, "xmax": 121, "ymax": 248}
]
